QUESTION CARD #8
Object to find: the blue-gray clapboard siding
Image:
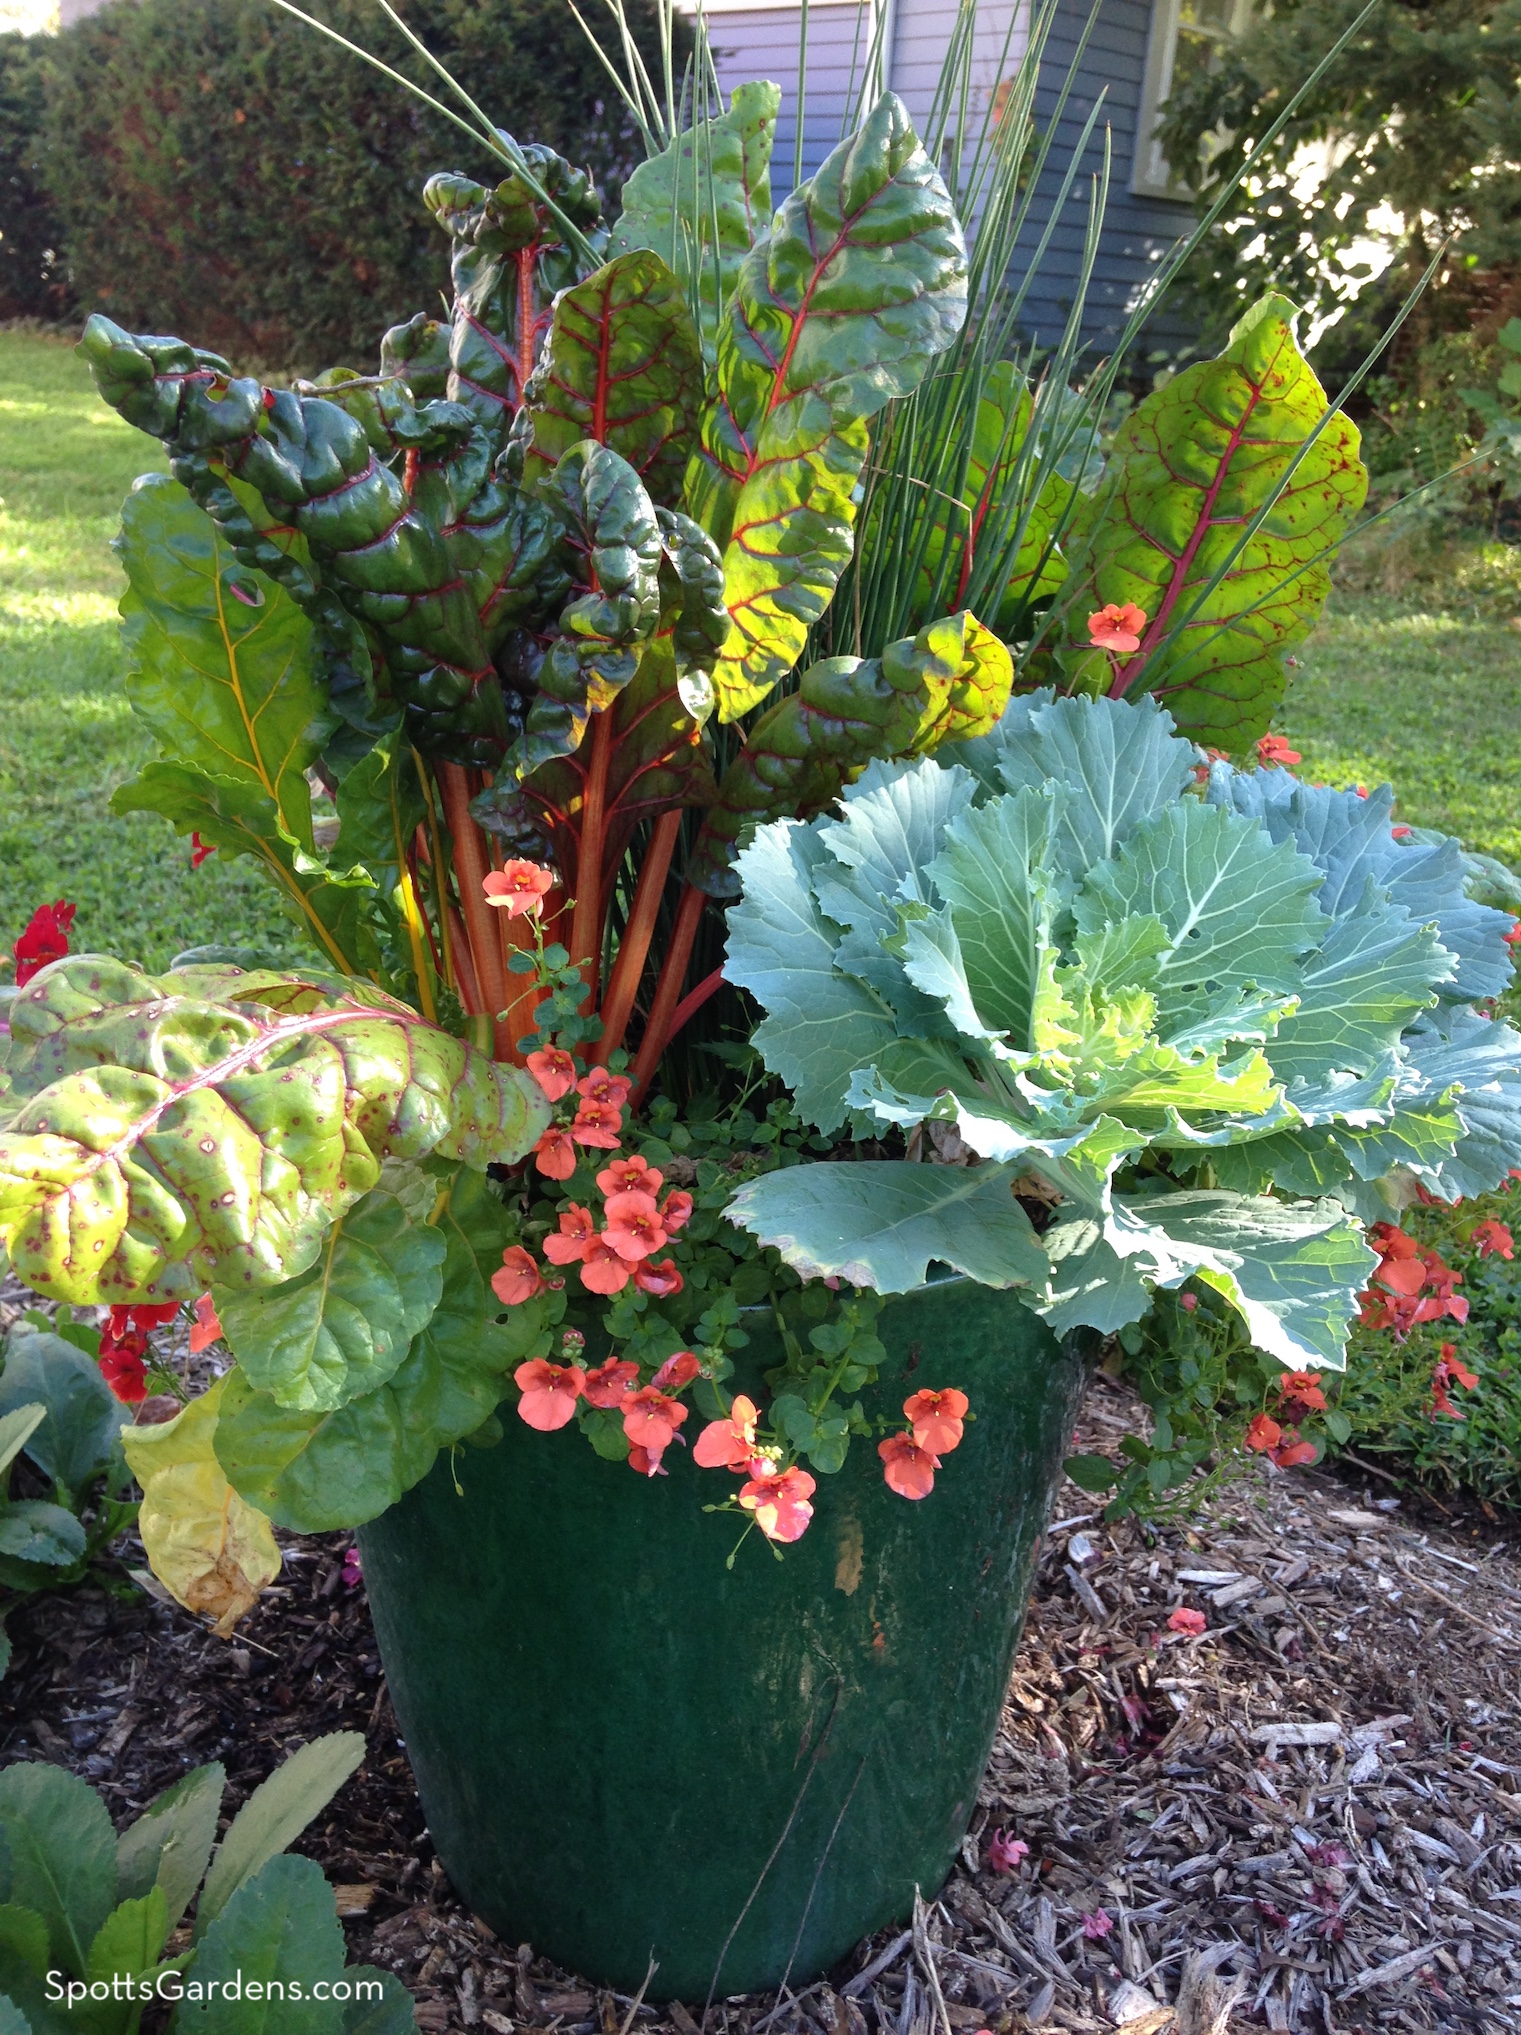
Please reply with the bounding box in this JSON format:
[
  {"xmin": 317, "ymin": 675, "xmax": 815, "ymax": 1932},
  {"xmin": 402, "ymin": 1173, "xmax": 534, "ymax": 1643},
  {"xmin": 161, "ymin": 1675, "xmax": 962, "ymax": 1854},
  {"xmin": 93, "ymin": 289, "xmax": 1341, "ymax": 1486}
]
[{"xmin": 704, "ymin": 0, "xmax": 1197, "ymax": 359}]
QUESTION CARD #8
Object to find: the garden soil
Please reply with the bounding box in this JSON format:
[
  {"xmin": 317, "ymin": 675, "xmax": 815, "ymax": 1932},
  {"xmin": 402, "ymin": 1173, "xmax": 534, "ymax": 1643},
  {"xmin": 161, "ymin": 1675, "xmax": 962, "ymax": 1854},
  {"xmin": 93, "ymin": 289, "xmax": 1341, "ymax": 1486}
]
[{"xmin": 2, "ymin": 1371, "xmax": 1519, "ymax": 2035}]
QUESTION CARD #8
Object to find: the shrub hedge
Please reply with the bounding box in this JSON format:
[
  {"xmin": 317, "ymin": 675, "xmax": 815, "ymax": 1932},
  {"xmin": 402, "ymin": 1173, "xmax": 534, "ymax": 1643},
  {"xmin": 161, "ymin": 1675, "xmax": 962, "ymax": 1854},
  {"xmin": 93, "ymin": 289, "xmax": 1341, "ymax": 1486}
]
[{"xmin": 5, "ymin": 0, "xmax": 678, "ymax": 367}]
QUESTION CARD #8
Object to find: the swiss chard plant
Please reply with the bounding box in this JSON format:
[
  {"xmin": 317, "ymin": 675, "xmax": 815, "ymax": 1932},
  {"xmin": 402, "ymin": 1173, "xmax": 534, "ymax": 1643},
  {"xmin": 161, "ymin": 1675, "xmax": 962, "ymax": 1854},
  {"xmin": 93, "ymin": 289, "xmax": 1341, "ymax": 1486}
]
[
  {"xmin": 0, "ymin": 1732, "xmax": 413, "ymax": 2035},
  {"xmin": 722, "ymin": 690, "xmax": 1521, "ymax": 1367},
  {"xmin": 0, "ymin": 2, "xmax": 1444, "ymax": 1608}
]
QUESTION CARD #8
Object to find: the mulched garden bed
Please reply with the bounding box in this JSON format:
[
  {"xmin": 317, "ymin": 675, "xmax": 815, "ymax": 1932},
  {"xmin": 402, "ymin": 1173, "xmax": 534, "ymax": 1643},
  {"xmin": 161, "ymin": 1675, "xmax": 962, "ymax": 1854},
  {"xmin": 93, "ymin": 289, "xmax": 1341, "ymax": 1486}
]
[{"xmin": 2, "ymin": 1377, "xmax": 1518, "ymax": 2035}]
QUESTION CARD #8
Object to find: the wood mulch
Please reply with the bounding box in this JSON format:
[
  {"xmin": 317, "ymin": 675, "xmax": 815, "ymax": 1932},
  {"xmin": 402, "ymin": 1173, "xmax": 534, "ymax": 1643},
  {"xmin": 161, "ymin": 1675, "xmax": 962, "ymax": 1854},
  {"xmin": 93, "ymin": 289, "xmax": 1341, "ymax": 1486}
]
[{"xmin": 1, "ymin": 1367, "xmax": 1518, "ymax": 2035}]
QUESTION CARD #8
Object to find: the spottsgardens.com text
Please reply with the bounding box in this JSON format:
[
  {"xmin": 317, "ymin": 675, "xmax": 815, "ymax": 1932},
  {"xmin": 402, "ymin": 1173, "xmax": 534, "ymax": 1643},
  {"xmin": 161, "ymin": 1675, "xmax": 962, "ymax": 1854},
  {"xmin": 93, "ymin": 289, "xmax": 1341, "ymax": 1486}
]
[{"xmin": 46, "ymin": 1972, "xmax": 386, "ymax": 2008}]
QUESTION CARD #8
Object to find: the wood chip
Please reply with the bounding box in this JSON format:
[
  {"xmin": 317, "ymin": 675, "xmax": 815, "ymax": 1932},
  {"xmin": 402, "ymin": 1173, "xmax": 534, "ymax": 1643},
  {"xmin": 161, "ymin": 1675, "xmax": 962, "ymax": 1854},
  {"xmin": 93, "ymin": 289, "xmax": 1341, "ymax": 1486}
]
[{"xmin": 1338, "ymin": 1943, "xmax": 1445, "ymax": 1995}]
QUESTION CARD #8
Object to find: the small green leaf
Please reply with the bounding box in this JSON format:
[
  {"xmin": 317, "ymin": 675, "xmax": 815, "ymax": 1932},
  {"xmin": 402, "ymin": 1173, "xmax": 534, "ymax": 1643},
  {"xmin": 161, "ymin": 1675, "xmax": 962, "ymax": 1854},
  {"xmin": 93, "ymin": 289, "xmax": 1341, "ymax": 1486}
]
[
  {"xmin": 0, "ymin": 1503, "xmax": 87, "ymax": 1570},
  {"xmin": 1062, "ymin": 1454, "xmax": 1118, "ymax": 1493},
  {"xmin": 339, "ymin": 1971, "xmax": 418, "ymax": 2035},
  {"xmin": 82, "ymin": 1889, "xmax": 170, "ymax": 2033},
  {"xmin": 195, "ymin": 1737, "xmax": 364, "ymax": 1940},
  {"xmin": 0, "ymin": 1991, "xmax": 35, "ymax": 2035},
  {"xmin": 0, "ymin": 1337, "xmax": 120, "ymax": 1501},
  {"xmin": 115, "ymin": 1763, "xmax": 226, "ymax": 1932},
  {"xmin": 0, "ymin": 1410, "xmax": 46, "ymax": 1488}
]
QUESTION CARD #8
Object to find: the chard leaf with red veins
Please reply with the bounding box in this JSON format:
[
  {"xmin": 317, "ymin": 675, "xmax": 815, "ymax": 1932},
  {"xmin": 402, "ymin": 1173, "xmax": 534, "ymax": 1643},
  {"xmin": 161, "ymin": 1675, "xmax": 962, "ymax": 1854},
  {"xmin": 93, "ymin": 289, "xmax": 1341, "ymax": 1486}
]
[
  {"xmin": 0, "ymin": 958, "xmax": 550, "ymax": 1306},
  {"xmin": 611, "ymin": 81, "xmax": 782, "ymax": 355},
  {"xmin": 685, "ymin": 92, "xmax": 968, "ymax": 723},
  {"xmin": 522, "ymin": 249, "xmax": 705, "ymax": 506},
  {"xmin": 1053, "ymin": 294, "xmax": 1367, "ymax": 747},
  {"xmin": 688, "ymin": 611, "xmax": 1010, "ymax": 897}
]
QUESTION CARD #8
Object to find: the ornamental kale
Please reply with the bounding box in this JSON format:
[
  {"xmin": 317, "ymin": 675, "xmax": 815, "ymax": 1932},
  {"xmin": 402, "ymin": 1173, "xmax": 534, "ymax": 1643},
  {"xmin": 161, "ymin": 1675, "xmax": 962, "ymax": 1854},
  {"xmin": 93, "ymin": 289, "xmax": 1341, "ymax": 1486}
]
[{"xmin": 723, "ymin": 691, "xmax": 1521, "ymax": 1371}]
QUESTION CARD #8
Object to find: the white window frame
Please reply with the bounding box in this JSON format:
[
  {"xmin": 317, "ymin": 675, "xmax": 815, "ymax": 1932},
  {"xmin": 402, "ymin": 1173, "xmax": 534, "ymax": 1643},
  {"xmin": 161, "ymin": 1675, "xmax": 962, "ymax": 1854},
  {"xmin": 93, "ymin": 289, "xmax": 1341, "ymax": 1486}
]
[{"xmin": 1131, "ymin": 0, "xmax": 1254, "ymax": 202}]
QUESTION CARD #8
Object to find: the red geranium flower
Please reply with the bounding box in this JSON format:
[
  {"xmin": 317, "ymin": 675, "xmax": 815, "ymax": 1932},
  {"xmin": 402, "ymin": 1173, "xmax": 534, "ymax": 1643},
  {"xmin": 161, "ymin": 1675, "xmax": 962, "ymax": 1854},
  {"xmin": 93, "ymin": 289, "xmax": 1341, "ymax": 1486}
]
[
  {"xmin": 13, "ymin": 899, "xmax": 76, "ymax": 986},
  {"xmin": 904, "ymin": 1387, "xmax": 968, "ymax": 1455},
  {"xmin": 582, "ymin": 1358, "xmax": 639, "ymax": 1409},
  {"xmin": 542, "ymin": 1204, "xmax": 597, "ymax": 1265},
  {"xmin": 602, "ymin": 1189, "xmax": 667, "ymax": 1262},
  {"xmin": 693, "ymin": 1394, "xmax": 760, "ymax": 1471},
  {"xmin": 1472, "ymin": 1219, "xmax": 1514, "ymax": 1260},
  {"xmin": 596, "ymin": 1153, "xmax": 663, "ymax": 1197},
  {"xmin": 634, "ymin": 1256, "xmax": 684, "ymax": 1297},
  {"xmin": 879, "ymin": 1432, "xmax": 940, "ymax": 1500},
  {"xmin": 579, "ymin": 1237, "xmax": 632, "ymax": 1294},
  {"xmin": 100, "ymin": 1347, "xmax": 149, "ymax": 1404},
  {"xmin": 622, "ymin": 1386, "xmax": 687, "ymax": 1454},
  {"xmin": 1256, "ymin": 734, "xmax": 1302, "ymax": 767},
  {"xmin": 571, "ymin": 1100, "xmax": 623, "ymax": 1149},
  {"xmin": 482, "ymin": 860, "xmax": 556, "ymax": 918},
  {"xmin": 492, "ymin": 1246, "xmax": 545, "ymax": 1306},
  {"xmin": 651, "ymin": 1350, "xmax": 700, "ymax": 1392},
  {"xmin": 739, "ymin": 1463, "xmax": 816, "ymax": 1543},
  {"xmin": 526, "ymin": 1047, "xmax": 577, "ymax": 1102},
  {"xmin": 1087, "ymin": 601, "xmax": 1147, "ymax": 654},
  {"xmin": 533, "ymin": 1127, "xmax": 578, "ymax": 1179},
  {"xmin": 513, "ymin": 1358, "xmax": 585, "ymax": 1431}
]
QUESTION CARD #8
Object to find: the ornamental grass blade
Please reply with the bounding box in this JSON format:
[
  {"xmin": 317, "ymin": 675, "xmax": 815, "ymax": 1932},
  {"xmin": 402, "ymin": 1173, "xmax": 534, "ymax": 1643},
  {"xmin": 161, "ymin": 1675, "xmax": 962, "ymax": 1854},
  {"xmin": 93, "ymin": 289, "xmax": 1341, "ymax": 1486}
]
[
  {"xmin": 0, "ymin": 959, "xmax": 549, "ymax": 1304},
  {"xmin": 687, "ymin": 92, "xmax": 968, "ymax": 721},
  {"xmin": 120, "ymin": 1380, "xmax": 284, "ymax": 1640},
  {"xmin": 1050, "ymin": 294, "xmax": 1367, "ymax": 747},
  {"xmin": 521, "ymin": 250, "xmax": 705, "ymax": 505}
]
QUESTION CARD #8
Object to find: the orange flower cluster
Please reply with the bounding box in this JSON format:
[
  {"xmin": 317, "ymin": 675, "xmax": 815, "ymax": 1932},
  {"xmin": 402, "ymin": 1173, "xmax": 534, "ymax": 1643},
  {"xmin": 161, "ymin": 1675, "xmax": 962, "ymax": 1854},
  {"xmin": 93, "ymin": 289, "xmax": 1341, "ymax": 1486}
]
[
  {"xmin": 1357, "ymin": 1222, "xmax": 1468, "ymax": 1336},
  {"xmin": 878, "ymin": 1387, "xmax": 969, "ymax": 1499}
]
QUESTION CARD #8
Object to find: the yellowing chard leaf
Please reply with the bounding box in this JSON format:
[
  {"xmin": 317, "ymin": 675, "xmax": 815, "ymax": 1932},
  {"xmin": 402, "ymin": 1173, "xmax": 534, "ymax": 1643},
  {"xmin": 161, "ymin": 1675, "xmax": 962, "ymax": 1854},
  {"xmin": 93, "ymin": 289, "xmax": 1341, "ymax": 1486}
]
[
  {"xmin": 522, "ymin": 250, "xmax": 705, "ymax": 506},
  {"xmin": 121, "ymin": 1379, "xmax": 282, "ymax": 1637},
  {"xmin": 0, "ymin": 959, "xmax": 550, "ymax": 1304},
  {"xmin": 1054, "ymin": 294, "xmax": 1367, "ymax": 747},
  {"xmin": 687, "ymin": 93, "xmax": 968, "ymax": 721}
]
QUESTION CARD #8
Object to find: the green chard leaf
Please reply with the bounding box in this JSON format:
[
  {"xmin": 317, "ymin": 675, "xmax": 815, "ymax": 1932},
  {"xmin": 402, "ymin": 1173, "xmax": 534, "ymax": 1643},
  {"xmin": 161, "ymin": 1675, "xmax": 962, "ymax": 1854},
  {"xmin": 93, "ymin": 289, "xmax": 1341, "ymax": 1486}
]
[
  {"xmin": 0, "ymin": 1764, "xmax": 116, "ymax": 1979},
  {"xmin": 177, "ymin": 1855, "xmax": 349, "ymax": 2035},
  {"xmin": 1054, "ymin": 294, "xmax": 1368, "ymax": 747},
  {"xmin": 611, "ymin": 81, "xmax": 781, "ymax": 354},
  {"xmin": 0, "ymin": 959, "xmax": 549, "ymax": 1305},
  {"xmin": 522, "ymin": 250, "xmax": 704, "ymax": 506},
  {"xmin": 115, "ymin": 1763, "xmax": 226, "ymax": 1932},
  {"xmin": 686, "ymin": 93, "xmax": 968, "ymax": 721}
]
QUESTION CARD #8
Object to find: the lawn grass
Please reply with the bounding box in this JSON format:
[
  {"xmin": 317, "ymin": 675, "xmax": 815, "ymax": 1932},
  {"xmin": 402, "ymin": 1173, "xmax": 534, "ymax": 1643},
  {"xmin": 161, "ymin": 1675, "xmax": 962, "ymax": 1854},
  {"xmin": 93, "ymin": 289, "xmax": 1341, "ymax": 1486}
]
[
  {"xmin": 0, "ymin": 329, "xmax": 302, "ymax": 975},
  {"xmin": 1, "ymin": 328, "xmax": 1519, "ymax": 988}
]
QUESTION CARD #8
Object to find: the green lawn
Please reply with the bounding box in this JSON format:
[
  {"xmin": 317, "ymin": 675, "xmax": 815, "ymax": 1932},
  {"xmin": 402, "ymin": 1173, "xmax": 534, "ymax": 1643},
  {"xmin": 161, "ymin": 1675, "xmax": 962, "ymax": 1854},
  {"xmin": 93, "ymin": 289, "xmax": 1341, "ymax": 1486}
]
[
  {"xmin": 1, "ymin": 328, "xmax": 1519, "ymax": 986},
  {"xmin": 0, "ymin": 330, "xmax": 300, "ymax": 974}
]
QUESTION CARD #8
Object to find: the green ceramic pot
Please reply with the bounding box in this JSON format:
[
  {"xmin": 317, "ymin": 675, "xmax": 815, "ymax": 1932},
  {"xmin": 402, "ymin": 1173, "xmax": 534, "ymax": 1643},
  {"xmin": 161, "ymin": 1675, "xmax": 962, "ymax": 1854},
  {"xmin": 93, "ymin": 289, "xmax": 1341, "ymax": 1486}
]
[{"xmin": 359, "ymin": 1278, "xmax": 1086, "ymax": 2002}]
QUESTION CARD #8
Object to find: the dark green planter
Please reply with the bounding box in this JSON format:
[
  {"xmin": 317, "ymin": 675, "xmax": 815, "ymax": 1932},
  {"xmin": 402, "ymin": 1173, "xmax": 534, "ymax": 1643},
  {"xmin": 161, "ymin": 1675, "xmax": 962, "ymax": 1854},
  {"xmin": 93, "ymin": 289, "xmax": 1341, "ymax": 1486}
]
[{"xmin": 359, "ymin": 1279, "xmax": 1086, "ymax": 2002}]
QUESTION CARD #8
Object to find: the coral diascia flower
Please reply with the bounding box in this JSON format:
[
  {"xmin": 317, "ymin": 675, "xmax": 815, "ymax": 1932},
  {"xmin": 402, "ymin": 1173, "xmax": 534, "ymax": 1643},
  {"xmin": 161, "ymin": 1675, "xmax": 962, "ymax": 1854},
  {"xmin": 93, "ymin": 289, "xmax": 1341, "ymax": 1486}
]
[
  {"xmin": 1472, "ymin": 1219, "xmax": 1514, "ymax": 1260},
  {"xmin": 526, "ymin": 1046, "xmax": 576, "ymax": 1101},
  {"xmin": 602, "ymin": 1189, "xmax": 668, "ymax": 1262},
  {"xmin": 1255, "ymin": 734, "xmax": 1302, "ymax": 767},
  {"xmin": 482, "ymin": 860, "xmax": 555, "ymax": 917},
  {"xmin": 739, "ymin": 1463, "xmax": 816, "ymax": 1542},
  {"xmin": 693, "ymin": 1394, "xmax": 761, "ymax": 1472},
  {"xmin": 904, "ymin": 1387, "xmax": 968, "ymax": 1455},
  {"xmin": 1087, "ymin": 602, "xmax": 1147, "ymax": 655},
  {"xmin": 533, "ymin": 1127, "xmax": 578, "ymax": 1179},
  {"xmin": 492, "ymin": 1246, "xmax": 545, "ymax": 1305},
  {"xmin": 542, "ymin": 1204, "xmax": 597, "ymax": 1265},
  {"xmin": 582, "ymin": 1358, "xmax": 639, "ymax": 1408},
  {"xmin": 597, "ymin": 1153, "xmax": 663, "ymax": 1197},
  {"xmin": 879, "ymin": 1432, "xmax": 940, "ymax": 1499},
  {"xmin": 513, "ymin": 1358, "xmax": 585, "ymax": 1430},
  {"xmin": 571, "ymin": 1100, "xmax": 623, "ymax": 1149},
  {"xmin": 13, "ymin": 899, "xmax": 76, "ymax": 986}
]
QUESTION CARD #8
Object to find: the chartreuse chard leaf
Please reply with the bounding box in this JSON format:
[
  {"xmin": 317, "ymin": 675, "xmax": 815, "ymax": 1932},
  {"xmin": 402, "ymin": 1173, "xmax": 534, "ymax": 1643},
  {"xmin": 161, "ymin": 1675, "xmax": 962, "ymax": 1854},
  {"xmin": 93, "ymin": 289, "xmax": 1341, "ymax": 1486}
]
[
  {"xmin": 179, "ymin": 1854, "xmax": 363, "ymax": 2035},
  {"xmin": 687, "ymin": 94, "xmax": 968, "ymax": 721},
  {"xmin": 611, "ymin": 81, "xmax": 782, "ymax": 354},
  {"xmin": 723, "ymin": 691, "xmax": 1521, "ymax": 1368},
  {"xmin": 121, "ymin": 1380, "xmax": 283, "ymax": 1637},
  {"xmin": 1054, "ymin": 294, "xmax": 1368, "ymax": 748},
  {"xmin": 522, "ymin": 251, "xmax": 704, "ymax": 506},
  {"xmin": 85, "ymin": 1888, "xmax": 170, "ymax": 2017},
  {"xmin": 116, "ymin": 1762, "xmax": 226, "ymax": 1932},
  {"xmin": 689, "ymin": 613, "xmax": 1009, "ymax": 896},
  {"xmin": 0, "ymin": 958, "xmax": 549, "ymax": 1305}
]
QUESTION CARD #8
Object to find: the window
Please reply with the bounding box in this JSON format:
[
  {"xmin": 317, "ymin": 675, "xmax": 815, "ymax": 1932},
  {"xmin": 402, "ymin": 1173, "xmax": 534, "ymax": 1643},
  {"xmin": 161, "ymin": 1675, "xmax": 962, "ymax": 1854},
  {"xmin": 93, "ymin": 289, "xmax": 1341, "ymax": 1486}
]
[{"xmin": 1131, "ymin": 0, "xmax": 1254, "ymax": 201}]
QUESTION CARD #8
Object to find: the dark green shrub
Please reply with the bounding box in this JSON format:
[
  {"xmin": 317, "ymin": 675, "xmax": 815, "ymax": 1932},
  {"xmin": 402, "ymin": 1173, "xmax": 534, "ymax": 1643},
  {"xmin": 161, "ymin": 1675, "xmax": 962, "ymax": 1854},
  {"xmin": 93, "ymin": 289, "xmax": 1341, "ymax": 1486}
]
[
  {"xmin": 0, "ymin": 31, "xmax": 68, "ymax": 321},
  {"xmin": 32, "ymin": 0, "xmax": 678, "ymax": 368}
]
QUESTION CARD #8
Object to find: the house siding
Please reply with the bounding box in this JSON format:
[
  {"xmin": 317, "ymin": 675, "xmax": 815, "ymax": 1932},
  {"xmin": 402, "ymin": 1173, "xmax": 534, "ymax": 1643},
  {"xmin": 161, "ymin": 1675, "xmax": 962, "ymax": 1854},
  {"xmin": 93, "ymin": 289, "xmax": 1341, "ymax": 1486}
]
[{"xmin": 704, "ymin": 0, "xmax": 1197, "ymax": 360}]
